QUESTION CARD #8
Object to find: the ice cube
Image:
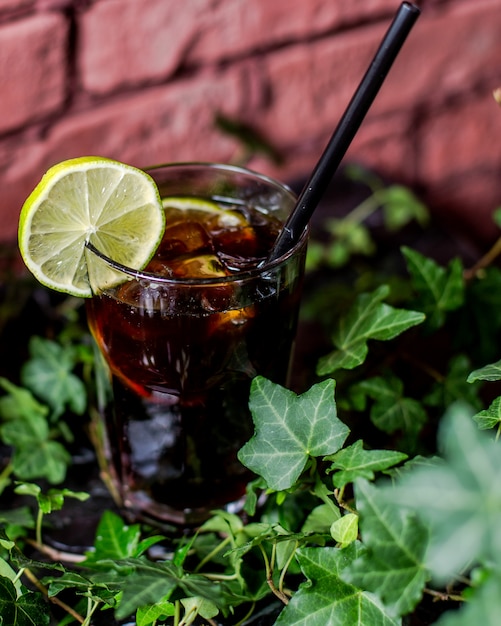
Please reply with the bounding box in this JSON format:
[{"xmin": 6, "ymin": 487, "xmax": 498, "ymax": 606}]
[
  {"xmin": 213, "ymin": 225, "xmax": 259, "ymax": 259},
  {"xmin": 168, "ymin": 254, "xmax": 229, "ymax": 279},
  {"xmin": 208, "ymin": 307, "xmax": 255, "ymax": 336},
  {"xmin": 160, "ymin": 221, "xmax": 212, "ymax": 256}
]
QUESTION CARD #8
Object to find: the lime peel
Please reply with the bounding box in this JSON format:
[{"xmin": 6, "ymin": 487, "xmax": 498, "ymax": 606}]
[
  {"xmin": 162, "ymin": 195, "xmax": 246, "ymax": 228},
  {"xmin": 18, "ymin": 157, "xmax": 165, "ymax": 298}
]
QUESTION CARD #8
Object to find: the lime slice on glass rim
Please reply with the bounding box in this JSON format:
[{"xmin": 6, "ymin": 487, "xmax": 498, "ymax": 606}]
[
  {"xmin": 18, "ymin": 157, "xmax": 165, "ymax": 298},
  {"xmin": 162, "ymin": 196, "xmax": 246, "ymax": 228}
]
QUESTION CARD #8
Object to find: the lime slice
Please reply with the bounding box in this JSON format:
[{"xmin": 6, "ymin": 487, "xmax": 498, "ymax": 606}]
[
  {"xmin": 18, "ymin": 157, "xmax": 165, "ymax": 297},
  {"xmin": 162, "ymin": 196, "xmax": 246, "ymax": 228}
]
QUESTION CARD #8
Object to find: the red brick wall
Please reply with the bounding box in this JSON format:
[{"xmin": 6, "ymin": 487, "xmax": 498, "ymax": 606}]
[{"xmin": 2, "ymin": 0, "xmax": 501, "ymax": 246}]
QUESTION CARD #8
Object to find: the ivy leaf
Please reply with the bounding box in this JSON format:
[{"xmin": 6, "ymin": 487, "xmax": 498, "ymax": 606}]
[
  {"xmin": 2, "ymin": 420, "xmax": 72, "ymax": 482},
  {"xmin": 105, "ymin": 559, "xmax": 226, "ymax": 620},
  {"xmin": 84, "ymin": 511, "xmax": 163, "ymax": 564},
  {"xmin": 136, "ymin": 600, "xmax": 176, "ymax": 626},
  {"xmin": 344, "ymin": 479, "xmax": 429, "ymax": 617},
  {"xmin": 0, "ymin": 379, "xmax": 71, "ymax": 484},
  {"xmin": 0, "ymin": 576, "xmax": 50, "ymax": 626},
  {"xmin": 14, "ymin": 484, "xmax": 89, "ymax": 515},
  {"xmin": 11, "ymin": 441, "xmax": 71, "ymax": 484},
  {"xmin": 472, "ymin": 396, "xmax": 501, "ymax": 431},
  {"xmin": 275, "ymin": 544, "xmax": 401, "ymax": 625},
  {"xmin": 0, "ymin": 557, "xmax": 22, "ymax": 595},
  {"xmin": 425, "ymin": 355, "xmax": 482, "ymax": 411},
  {"xmin": 44, "ymin": 570, "xmax": 111, "ymax": 604},
  {"xmin": 382, "ymin": 403, "xmax": 501, "ymax": 582},
  {"xmin": 460, "ymin": 266, "xmax": 501, "ymax": 363},
  {"xmin": 181, "ymin": 596, "xmax": 219, "ymax": 621},
  {"xmin": 21, "ymin": 336, "xmax": 86, "ymax": 419},
  {"xmin": 326, "ymin": 440, "xmax": 408, "ymax": 489},
  {"xmin": 330, "ymin": 514, "xmax": 358, "ymax": 548},
  {"xmin": 0, "ymin": 377, "xmax": 48, "ymax": 422},
  {"xmin": 401, "ymin": 247, "xmax": 464, "ymax": 330},
  {"xmin": 1, "ymin": 412, "xmax": 49, "ymax": 447},
  {"xmin": 467, "ymin": 359, "xmax": 501, "ymax": 383},
  {"xmin": 238, "ymin": 378, "xmax": 349, "ymax": 491},
  {"xmin": 227, "ymin": 524, "xmax": 322, "ymax": 563},
  {"xmin": 352, "ymin": 375, "xmax": 427, "ymax": 438},
  {"xmin": 302, "ymin": 503, "xmax": 340, "ymax": 534},
  {"xmin": 316, "ymin": 285, "xmax": 425, "ymax": 375},
  {"xmin": 379, "ymin": 185, "xmax": 429, "ymax": 231},
  {"xmin": 325, "ymin": 218, "xmax": 376, "ymax": 257}
]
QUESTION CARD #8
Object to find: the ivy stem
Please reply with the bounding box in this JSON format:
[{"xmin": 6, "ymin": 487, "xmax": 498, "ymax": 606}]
[
  {"xmin": 464, "ymin": 236, "xmax": 501, "ymax": 281},
  {"xmin": 22, "ymin": 568, "xmax": 86, "ymax": 623},
  {"xmin": 202, "ymin": 572, "xmax": 239, "ymax": 581},
  {"xmin": 259, "ymin": 544, "xmax": 290, "ymax": 605},
  {"xmin": 234, "ymin": 602, "xmax": 257, "ymax": 626},
  {"xmin": 278, "ymin": 540, "xmax": 298, "ymax": 596},
  {"xmin": 0, "ymin": 462, "xmax": 13, "ymax": 485},
  {"xmin": 424, "ymin": 587, "xmax": 465, "ymax": 603},
  {"xmin": 174, "ymin": 600, "xmax": 181, "ymax": 626},
  {"xmin": 179, "ymin": 605, "xmax": 197, "ymax": 626},
  {"xmin": 269, "ymin": 542, "xmax": 277, "ymax": 572},
  {"xmin": 401, "ymin": 351, "xmax": 446, "ymax": 384},
  {"xmin": 82, "ymin": 597, "xmax": 100, "ymax": 626},
  {"xmin": 35, "ymin": 508, "xmax": 44, "ymax": 551},
  {"xmin": 25, "ymin": 537, "xmax": 86, "ymax": 563},
  {"xmin": 334, "ymin": 488, "xmax": 357, "ymax": 514},
  {"xmin": 194, "ymin": 535, "xmax": 232, "ymax": 573},
  {"xmin": 343, "ymin": 193, "xmax": 381, "ymax": 225}
]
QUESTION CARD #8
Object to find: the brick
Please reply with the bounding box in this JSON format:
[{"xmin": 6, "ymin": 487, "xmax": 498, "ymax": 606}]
[
  {"xmin": 423, "ymin": 169, "xmax": 501, "ymax": 244},
  {"xmin": 418, "ymin": 94, "xmax": 501, "ymax": 184},
  {"xmin": 186, "ymin": 0, "xmax": 397, "ymax": 64},
  {"xmin": 249, "ymin": 29, "xmax": 387, "ymax": 148},
  {"xmin": 347, "ymin": 113, "xmax": 417, "ymax": 180},
  {"xmin": 2, "ymin": 141, "xmax": 47, "ymax": 244},
  {"xmin": 248, "ymin": 112, "xmax": 415, "ymax": 193},
  {"xmin": 248, "ymin": 0, "xmax": 501, "ymax": 148},
  {"xmin": 417, "ymin": 94, "xmax": 501, "ymax": 242},
  {"xmin": 2, "ymin": 0, "xmax": 501, "ymax": 253},
  {"xmin": 370, "ymin": 0, "xmax": 501, "ymax": 114},
  {"xmin": 0, "ymin": 0, "xmax": 33, "ymax": 12},
  {"xmin": 1, "ymin": 69, "xmax": 247, "ymax": 241},
  {"xmin": 77, "ymin": 0, "xmax": 402, "ymax": 96},
  {"xmin": 78, "ymin": 0, "xmax": 213, "ymax": 95},
  {"xmin": 0, "ymin": 13, "xmax": 68, "ymax": 133},
  {"xmin": 50, "ymin": 71, "xmax": 245, "ymax": 164}
]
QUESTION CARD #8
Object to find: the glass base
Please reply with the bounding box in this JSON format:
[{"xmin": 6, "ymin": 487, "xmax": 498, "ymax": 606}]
[{"xmin": 121, "ymin": 486, "xmax": 248, "ymax": 527}]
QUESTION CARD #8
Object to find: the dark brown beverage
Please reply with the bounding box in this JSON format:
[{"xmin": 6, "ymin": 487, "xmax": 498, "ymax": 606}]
[{"xmin": 86, "ymin": 164, "xmax": 307, "ymax": 525}]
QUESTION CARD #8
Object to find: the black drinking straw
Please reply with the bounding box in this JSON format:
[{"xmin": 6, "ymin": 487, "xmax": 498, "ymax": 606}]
[{"xmin": 266, "ymin": 1, "xmax": 421, "ymax": 263}]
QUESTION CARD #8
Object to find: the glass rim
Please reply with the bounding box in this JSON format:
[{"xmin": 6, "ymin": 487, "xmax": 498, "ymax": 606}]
[{"xmin": 85, "ymin": 162, "xmax": 308, "ymax": 287}]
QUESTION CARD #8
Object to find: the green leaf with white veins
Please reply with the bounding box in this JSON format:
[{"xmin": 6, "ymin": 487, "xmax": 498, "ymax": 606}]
[
  {"xmin": 381, "ymin": 403, "xmax": 501, "ymax": 583},
  {"xmin": 275, "ymin": 543, "xmax": 401, "ymax": 626},
  {"xmin": 238, "ymin": 377, "xmax": 349, "ymax": 491},
  {"xmin": 0, "ymin": 576, "xmax": 50, "ymax": 626},
  {"xmin": 344, "ymin": 479, "xmax": 429, "ymax": 617},
  {"xmin": 326, "ymin": 440, "xmax": 408, "ymax": 489},
  {"xmin": 354, "ymin": 374, "xmax": 428, "ymax": 437},
  {"xmin": 0, "ymin": 379, "xmax": 71, "ymax": 483},
  {"xmin": 21, "ymin": 336, "xmax": 86, "ymax": 419},
  {"xmin": 401, "ymin": 246, "xmax": 464, "ymax": 330},
  {"xmin": 467, "ymin": 358, "xmax": 501, "ymax": 382},
  {"xmin": 473, "ymin": 396, "xmax": 501, "ymax": 431},
  {"xmin": 316, "ymin": 285, "xmax": 425, "ymax": 375}
]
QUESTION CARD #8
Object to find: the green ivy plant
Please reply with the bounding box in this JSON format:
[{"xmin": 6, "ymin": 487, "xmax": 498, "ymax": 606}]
[{"xmin": 3, "ymin": 172, "xmax": 501, "ymax": 625}]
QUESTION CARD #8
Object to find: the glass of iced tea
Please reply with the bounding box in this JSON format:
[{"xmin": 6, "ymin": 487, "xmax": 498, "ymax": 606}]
[{"xmin": 85, "ymin": 162, "xmax": 307, "ymax": 525}]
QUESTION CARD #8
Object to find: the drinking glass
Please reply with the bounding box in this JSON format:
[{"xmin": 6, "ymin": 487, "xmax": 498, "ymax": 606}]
[{"xmin": 85, "ymin": 163, "xmax": 307, "ymax": 525}]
